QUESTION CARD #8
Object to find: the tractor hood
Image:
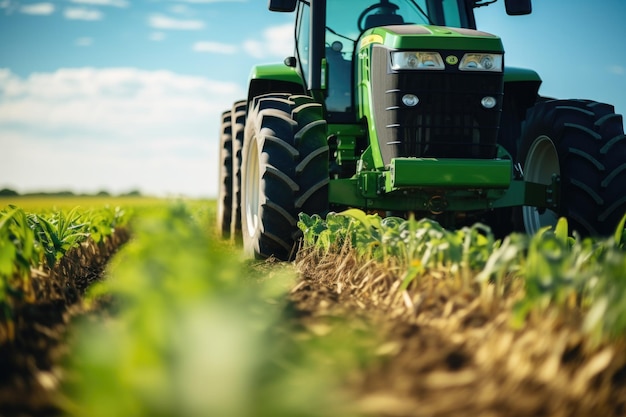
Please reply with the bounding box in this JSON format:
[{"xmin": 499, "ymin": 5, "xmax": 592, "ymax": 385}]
[{"xmin": 359, "ymin": 25, "xmax": 504, "ymax": 53}]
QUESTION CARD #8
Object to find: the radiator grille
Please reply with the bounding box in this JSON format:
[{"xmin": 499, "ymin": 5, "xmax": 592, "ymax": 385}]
[{"xmin": 371, "ymin": 46, "xmax": 504, "ymax": 165}]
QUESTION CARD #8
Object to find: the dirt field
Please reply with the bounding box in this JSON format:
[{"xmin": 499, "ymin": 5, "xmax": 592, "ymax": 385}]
[{"xmin": 292, "ymin": 246, "xmax": 626, "ymax": 417}]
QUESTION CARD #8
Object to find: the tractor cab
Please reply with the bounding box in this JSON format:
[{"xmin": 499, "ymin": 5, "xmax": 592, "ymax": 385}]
[
  {"xmin": 323, "ymin": 0, "xmax": 477, "ymax": 116},
  {"xmin": 277, "ymin": 0, "xmax": 530, "ymax": 119},
  {"xmin": 294, "ymin": 0, "xmax": 476, "ymax": 119}
]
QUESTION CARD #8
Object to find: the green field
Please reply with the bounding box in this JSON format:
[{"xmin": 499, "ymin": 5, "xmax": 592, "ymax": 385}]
[
  {"xmin": 0, "ymin": 195, "xmax": 202, "ymax": 211},
  {"xmin": 1, "ymin": 198, "xmax": 625, "ymax": 416}
]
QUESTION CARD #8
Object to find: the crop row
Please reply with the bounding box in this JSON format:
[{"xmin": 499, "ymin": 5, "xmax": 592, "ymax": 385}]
[
  {"xmin": 0, "ymin": 205, "xmax": 130, "ymax": 343},
  {"xmin": 298, "ymin": 210, "xmax": 626, "ymax": 344},
  {"xmin": 63, "ymin": 202, "xmax": 369, "ymax": 417}
]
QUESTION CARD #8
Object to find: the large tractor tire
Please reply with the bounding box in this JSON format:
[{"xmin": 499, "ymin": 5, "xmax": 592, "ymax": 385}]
[
  {"xmin": 518, "ymin": 99, "xmax": 626, "ymax": 236},
  {"xmin": 216, "ymin": 110, "xmax": 233, "ymax": 238},
  {"xmin": 241, "ymin": 94, "xmax": 329, "ymax": 260},
  {"xmin": 230, "ymin": 100, "xmax": 247, "ymax": 240}
]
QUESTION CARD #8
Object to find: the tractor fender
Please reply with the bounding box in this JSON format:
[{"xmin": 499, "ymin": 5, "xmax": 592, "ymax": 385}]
[
  {"xmin": 247, "ymin": 63, "xmax": 305, "ymax": 105},
  {"xmin": 499, "ymin": 67, "xmax": 542, "ymax": 159},
  {"xmin": 503, "ymin": 67, "xmax": 542, "ymax": 118}
]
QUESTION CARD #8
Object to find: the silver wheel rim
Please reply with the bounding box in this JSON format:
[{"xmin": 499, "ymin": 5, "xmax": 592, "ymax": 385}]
[
  {"xmin": 244, "ymin": 135, "xmax": 260, "ymax": 238},
  {"xmin": 522, "ymin": 135, "xmax": 560, "ymax": 234}
]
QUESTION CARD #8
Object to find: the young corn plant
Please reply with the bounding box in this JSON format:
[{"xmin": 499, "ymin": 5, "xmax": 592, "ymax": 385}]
[
  {"xmin": 580, "ymin": 214, "xmax": 626, "ymax": 344},
  {"xmin": 0, "ymin": 207, "xmax": 39, "ymax": 341},
  {"xmin": 28, "ymin": 206, "xmax": 92, "ymax": 268},
  {"xmin": 86, "ymin": 205, "xmax": 129, "ymax": 244},
  {"xmin": 300, "ymin": 209, "xmax": 503, "ymax": 290},
  {"xmin": 298, "ymin": 210, "xmax": 626, "ymax": 343},
  {"xmin": 65, "ymin": 202, "xmax": 366, "ymax": 417},
  {"xmin": 0, "ymin": 203, "xmax": 132, "ymax": 343}
]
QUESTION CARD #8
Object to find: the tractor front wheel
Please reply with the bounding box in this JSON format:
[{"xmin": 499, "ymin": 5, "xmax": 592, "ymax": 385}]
[
  {"xmin": 240, "ymin": 94, "xmax": 329, "ymax": 260},
  {"xmin": 518, "ymin": 99, "xmax": 626, "ymax": 236}
]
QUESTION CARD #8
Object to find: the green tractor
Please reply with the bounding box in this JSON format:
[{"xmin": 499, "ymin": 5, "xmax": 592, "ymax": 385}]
[{"xmin": 217, "ymin": 0, "xmax": 626, "ymax": 260}]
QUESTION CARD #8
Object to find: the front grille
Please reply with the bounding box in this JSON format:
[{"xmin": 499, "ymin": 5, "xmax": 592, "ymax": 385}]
[{"xmin": 371, "ymin": 46, "xmax": 504, "ymax": 165}]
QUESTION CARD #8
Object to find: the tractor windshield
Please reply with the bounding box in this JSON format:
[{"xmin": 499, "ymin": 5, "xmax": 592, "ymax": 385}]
[
  {"xmin": 326, "ymin": 0, "xmax": 471, "ymax": 56},
  {"xmin": 323, "ymin": 0, "xmax": 471, "ymax": 112}
]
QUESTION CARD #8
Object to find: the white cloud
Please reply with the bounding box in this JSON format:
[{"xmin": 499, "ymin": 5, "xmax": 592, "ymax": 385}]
[
  {"xmin": 1, "ymin": 0, "xmax": 20, "ymax": 13},
  {"xmin": 75, "ymin": 37, "xmax": 94, "ymax": 46},
  {"xmin": 169, "ymin": 4, "xmax": 190, "ymax": 14},
  {"xmin": 64, "ymin": 7, "xmax": 103, "ymax": 20},
  {"xmin": 242, "ymin": 39, "xmax": 264, "ymax": 59},
  {"xmin": 69, "ymin": 0, "xmax": 128, "ymax": 7},
  {"xmin": 149, "ymin": 31, "xmax": 166, "ymax": 41},
  {"xmin": 193, "ymin": 41, "xmax": 237, "ymax": 54},
  {"xmin": 608, "ymin": 65, "xmax": 625, "ymax": 76},
  {"xmin": 19, "ymin": 2, "xmax": 54, "ymax": 15},
  {"xmin": 243, "ymin": 23, "xmax": 294, "ymax": 59},
  {"xmin": 0, "ymin": 68, "xmax": 244, "ymax": 197},
  {"xmin": 265, "ymin": 23, "xmax": 295, "ymax": 56},
  {"xmin": 148, "ymin": 14, "xmax": 205, "ymax": 30}
]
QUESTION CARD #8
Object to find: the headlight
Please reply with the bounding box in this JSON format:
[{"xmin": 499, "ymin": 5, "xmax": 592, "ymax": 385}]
[
  {"xmin": 391, "ymin": 51, "xmax": 445, "ymax": 70},
  {"xmin": 459, "ymin": 53, "xmax": 503, "ymax": 72}
]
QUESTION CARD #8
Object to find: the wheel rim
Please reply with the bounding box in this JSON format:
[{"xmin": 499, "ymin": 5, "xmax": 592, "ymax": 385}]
[
  {"xmin": 522, "ymin": 135, "xmax": 560, "ymax": 234},
  {"xmin": 244, "ymin": 135, "xmax": 260, "ymax": 238}
]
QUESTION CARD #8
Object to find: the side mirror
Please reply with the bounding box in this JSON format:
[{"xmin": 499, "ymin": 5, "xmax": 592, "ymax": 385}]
[
  {"xmin": 504, "ymin": 0, "xmax": 532, "ymax": 15},
  {"xmin": 269, "ymin": 0, "xmax": 296, "ymax": 12},
  {"xmin": 284, "ymin": 56, "xmax": 297, "ymax": 67}
]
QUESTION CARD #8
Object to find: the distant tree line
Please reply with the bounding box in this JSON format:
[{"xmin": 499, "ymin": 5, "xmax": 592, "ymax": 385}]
[{"xmin": 0, "ymin": 188, "xmax": 142, "ymax": 197}]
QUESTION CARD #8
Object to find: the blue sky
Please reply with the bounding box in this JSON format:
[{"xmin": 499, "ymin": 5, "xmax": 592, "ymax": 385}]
[{"xmin": 1, "ymin": 0, "xmax": 625, "ymax": 198}]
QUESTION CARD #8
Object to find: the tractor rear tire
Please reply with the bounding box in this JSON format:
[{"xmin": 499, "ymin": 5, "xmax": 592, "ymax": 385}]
[
  {"xmin": 230, "ymin": 100, "xmax": 247, "ymax": 240},
  {"xmin": 518, "ymin": 99, "xmax": 626, "ymax": 236},
  {"xmin": 216, "ymin": 109, "xmax": 233, "ymax": 238},
  {"xmin": 241, "ymin": 94, "xmax": 329, "ymax": 260}
]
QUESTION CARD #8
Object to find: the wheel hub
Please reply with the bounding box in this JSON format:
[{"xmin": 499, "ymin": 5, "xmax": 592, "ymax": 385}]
[
  {"xmin": 522, "ymin": 135, "xmax": 560, "ymax": 234},
  {"xmin": 244, "ymin": 136, "xmax": 260, "ymax": 238}
]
